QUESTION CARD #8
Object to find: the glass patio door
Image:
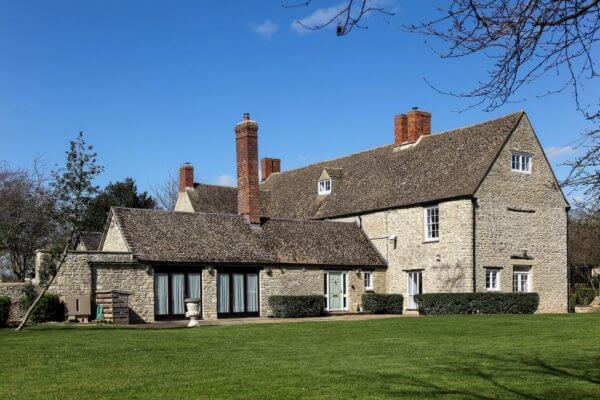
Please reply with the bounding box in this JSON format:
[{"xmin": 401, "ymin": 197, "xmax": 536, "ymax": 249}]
[
  {"xmin": 217, "ymin": 271, "xmax": 259, "ymax": 317},
  {"xmin": 154, "ymin": 270, "xmax": 201, "ymax": 320},
  {"xmin": 408, "ymin": 271, "xmax": 422, "ymax": 309}
]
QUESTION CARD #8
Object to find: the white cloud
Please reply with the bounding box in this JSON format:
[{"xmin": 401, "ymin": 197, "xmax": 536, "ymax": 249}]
[
  {"xmin": 215, "ymin": 174, "xmax": 237, "ymax": 187},
  {"xmin": 251, "ymin": 20, "xmax": 279, "ymax": 39},
  {"xmin": 291, "ymin": 0, "xmax": 392, "ymax": 34},
  {"xmin": 546, "ymin": 145, "xmax": 577, "ymax": 160},
  {"xmin": 291, "ymin": 4, "xmax": 344, "ymax": 34}
]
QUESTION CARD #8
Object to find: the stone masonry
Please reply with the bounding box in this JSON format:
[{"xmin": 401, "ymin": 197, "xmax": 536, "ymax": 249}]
[
  {"xmin": 337, "ymin": 115, "xmax": 568, "ymax": 313},
  {"xmin": 336, "ymin": 198, "xmax": 473, "ymax": 309},
  {"xmin": 475, "ymin": 115, "xmax": 568, "ymax": 313},
  {"xmin": 0, "ymin": 282, "xmax": 33, "ymax": 323}
]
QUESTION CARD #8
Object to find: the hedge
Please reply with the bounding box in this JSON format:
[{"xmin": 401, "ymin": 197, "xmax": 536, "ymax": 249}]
[
  {"xmin": 362, "ymin": 294, "xmax": 404, "ymax": 314},
  {"xmin": 415, "ymin": 292, "xmax": 539, "ymax": 315},
  {"xmin": 268, "ymin": 295, "xmax": 324, "ymax": 318},
  {"xmin": 571, "ymin": 287, "xmax": 597, "ymax": 306},
  {"xmin": 20, "ymin": 293, "xmax": 65, "ymax": 323},
  {"xmin": 0, "ymin": 295, "xmax": 11, "ymax": 328}
]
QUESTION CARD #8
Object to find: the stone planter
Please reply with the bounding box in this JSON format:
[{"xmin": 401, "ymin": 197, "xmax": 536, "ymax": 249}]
[{"xmin": 185, "ymin": 298, "xmax": 201, "ymax": 327}]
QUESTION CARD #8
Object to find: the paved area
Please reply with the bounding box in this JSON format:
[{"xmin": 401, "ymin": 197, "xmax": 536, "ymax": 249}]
[{"xmin": 125, "ymin": 313, "xmax": 414, "ymax": 329}]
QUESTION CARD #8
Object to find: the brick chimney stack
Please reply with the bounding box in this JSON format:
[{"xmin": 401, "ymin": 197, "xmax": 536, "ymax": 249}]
[
  {"xmin": 178, "ymin": 162, "xmax": 194, "ymax": 193},
  {"xmin": 394, "ymin": 114, "xmax": 408, "ymax": 145},
  {"xmin": 261, "ymin": 157, "xmax": 281, "ymax": 182},
  {"xmin": 235, "ymin": 113, "xmax": 261, "ymax": 225},
  {"xmin": 394, "ymin": 108, "xmax": 431, "ymax": 145}
]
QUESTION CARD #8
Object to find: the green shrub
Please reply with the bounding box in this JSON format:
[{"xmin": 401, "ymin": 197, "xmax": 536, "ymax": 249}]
[
  {"xmin": 20, "ymin": 292, "xmax": 65, "ymax": 323},
  {"xmin": 572, "ymin": 287, "xmax": 597, "ymax": 306},
  {"xmin": 0, "ymin": 295, "xmax": 11, "ymax": 328},
  {"xmin": 268, "ymin": 295, "xmax": 324, "ymax": 318},
  {"xmin": 362, "ymin": 294, "xmax": 404, "ymax": 314},
  {"xmin": 415, "ymin": 292, "xmax": 539, "ymax": 315}
]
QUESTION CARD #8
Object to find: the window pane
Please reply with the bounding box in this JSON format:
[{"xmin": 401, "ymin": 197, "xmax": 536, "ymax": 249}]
[
  {"xmin": 171, "ymin": 273, "xmax": 185, "ymax": 314},
  {"xmin": 155, "ymin": 273, "xmax": 169, "ymax": 316},
  {"xmin": 218, "ymin": 273, "xmax": 230, "ymax": 313},
  {"xmin": 187, "ymin": 273, "xmax": 201, "ymax": 299},
  {"xmin": 233, "ymin": 273, "xmax": 245, "ymax": 313},
  {"xmin": 246, "ymin": 273, "xmax": 258, "ymax": 313}
]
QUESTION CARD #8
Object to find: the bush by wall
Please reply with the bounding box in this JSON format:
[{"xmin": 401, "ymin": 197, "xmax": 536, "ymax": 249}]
[
  {"xmin": 362, "ymin": 294, "xmax": 404, "ymax": 314},
  {"xmin": 0, "ymin": 295, "xmax": 11, "ymax": 328},
  {"xmin": 20, "ymin": 292, "xmax": 65, "ymax": 323},
  {"xmin": 571, "ymin": 287, "xmax": 597, "ymax": 306},
  {"xmin": 268, "ymin": 295, "xmax": 324, "ymax": 318},
  {"xmin": 415, "ymin": 292, "xmax": 539, "ymax": 315}
]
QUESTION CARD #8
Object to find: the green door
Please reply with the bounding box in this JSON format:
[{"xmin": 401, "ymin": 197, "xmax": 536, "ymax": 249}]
[{"xmin": 329, "ymin": 272, "xmax": 343, "ymax": 311}]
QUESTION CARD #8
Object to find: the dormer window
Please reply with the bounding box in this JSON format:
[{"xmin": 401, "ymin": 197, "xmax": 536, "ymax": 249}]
[
  {"xmin": 511, "ymin": 152, "xmax": 532, "ymax": 173},
  {"xmin": 318, "ymin": 179, "xmax": 332, "ymax": 195}
]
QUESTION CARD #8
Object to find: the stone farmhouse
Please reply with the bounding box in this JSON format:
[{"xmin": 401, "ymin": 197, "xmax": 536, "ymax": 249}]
[{"xmin": 44, "ymin": 109, "xmax": 569, "ymax": 322}]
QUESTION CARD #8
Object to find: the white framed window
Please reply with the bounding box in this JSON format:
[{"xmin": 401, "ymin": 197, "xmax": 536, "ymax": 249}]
[
  {"xmin": 318, "ymin": 179, "xmax": 332, "ymax": 195},
  {"xmin": 363, "ymin": 271, "xmax": 373, "ymax": 291},
  {"xmin": 485, "ymin": 268, "xmax": 500, "ymax": 291},
  {"xmin": 511, "ymin": 152, "xmax": 532, "ymax": 173},
  {"xmin": 513, "ymin": 266, "xmax": 531, "ymax": 293},
  {"xmin": 424, "ymin": 205, "xmax": 439, "ymax": 241}
]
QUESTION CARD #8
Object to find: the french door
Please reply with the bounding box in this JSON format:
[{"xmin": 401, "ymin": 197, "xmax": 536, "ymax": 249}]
[
  {"xmin": 154, "ymin": 270, "xmax": 201, "ymax": 320},
  {"xmin": 217, "ymin": 270, "xmax": 259, "ymax": 318},
  {"xmin": 407, "ymin": 271, "xmax": 422, "ymax": 309}
]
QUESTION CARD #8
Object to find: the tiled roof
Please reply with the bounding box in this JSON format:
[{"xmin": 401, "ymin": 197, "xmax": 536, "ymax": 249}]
[
  {"xmin": 77, "ymin": 231, "xmax": 102, "ymax": 251},
  {"xmin": 111, "ymin": 207, "xmax": 385, "ymax": 267},
  {"xmin": 188, "ymin": 111, "xmax": 524, "ymax": 219}
]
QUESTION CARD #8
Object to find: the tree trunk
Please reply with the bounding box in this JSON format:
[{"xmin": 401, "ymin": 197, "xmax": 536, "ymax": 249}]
[{"xmin": 15, "ymin": 230, "xmax": 74, "ymax": 331}]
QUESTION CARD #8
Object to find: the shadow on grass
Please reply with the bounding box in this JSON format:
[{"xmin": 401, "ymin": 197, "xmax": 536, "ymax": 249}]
[{"xmin": 344, "ymin": 352, "xmax": 599, "ymax": 399}]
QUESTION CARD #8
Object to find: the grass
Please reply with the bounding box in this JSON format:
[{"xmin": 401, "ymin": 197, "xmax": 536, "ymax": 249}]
[{"xmin": 0, "ymin": 314, "xmax": 599, "ymax": 400}]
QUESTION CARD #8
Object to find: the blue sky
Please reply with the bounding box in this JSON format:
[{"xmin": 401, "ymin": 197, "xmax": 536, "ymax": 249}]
[{"xmin": 1, "ymin": 1, "xmax": 597, "ymax": 201}]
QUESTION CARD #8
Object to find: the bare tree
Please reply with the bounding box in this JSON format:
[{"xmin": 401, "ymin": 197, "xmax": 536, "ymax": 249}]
[
  {"xmin": 151, "ymin": 170, "xmax": 179, "ymax": 211},
  {"xmin": 284, "ymin": 0, "xmax": 394, "ymax": 35},
  {"xmin": 0, "ymin": 161, "xmax": 57, "ymax": 281},
  {"xmin": 286, "ymin": 1, "xmax": 599, "ymax": 210}
]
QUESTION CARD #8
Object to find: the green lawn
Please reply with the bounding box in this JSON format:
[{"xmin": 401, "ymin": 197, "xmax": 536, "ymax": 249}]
[{"xmin": 0, "ymin": 314, "xmax": 599, "ymax": 400}]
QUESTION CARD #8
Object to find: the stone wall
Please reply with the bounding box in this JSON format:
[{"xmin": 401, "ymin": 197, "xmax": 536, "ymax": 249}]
[
  {"xmin": 201, "ymin": 268, "xmax": 217, "ymax": 320},
  {"xmin": 336, "ymin": 199, "xmax": 474, "ymax": 309},
  {"xmin": 259, "ymin": 268, "xmax": 323, "ymax": 317},
  {"xmin": 46, "ymin": 251, "xmax": 156, "ymax": 322},
  {"xmin": 258, "ymin": 267, "xmax": 386, "ymax": 317},
  {"xmin": 48, "ymin": 252, "xmax": 94, "ymax": 297},
  {"xmin": 101, "ymin": 214, "xmax": 129, "ymax": 252},
  {"xmin": 94, "ymin": 263, "xmax": 154, "ymax": 323},
  {"xmin": 475, "ymin": 115, "xmax": 568, "ymax": 313},
  {"xmin": 0, "ymin": 282, "xmax": 32, "ymax": 323}
]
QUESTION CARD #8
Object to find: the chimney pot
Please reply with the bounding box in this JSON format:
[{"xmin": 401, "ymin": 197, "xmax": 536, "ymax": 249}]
[{"xmin": 243, "ymin": 113, "xmax": 250, "ymax": 121}]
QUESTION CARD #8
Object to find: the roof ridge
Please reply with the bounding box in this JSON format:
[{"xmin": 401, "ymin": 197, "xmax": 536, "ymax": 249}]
[
  {"xmin": 432, "ymin": 111, "xmax": 524, "ymax": 136},
  {"xmin": 262, "ymin": 111, "xmax": 524, "ymax": 180},
  {"xmin": 113, "ymin": 206, "xmax": 242, "ymax": 218},
  {"xmin": 192, "ymin": 183, "xmax": 236, "ymax": 190}
]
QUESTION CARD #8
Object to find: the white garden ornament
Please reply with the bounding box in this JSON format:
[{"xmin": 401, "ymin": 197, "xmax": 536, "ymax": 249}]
[{"xmin": 185, "ymin": 298, "xmax": 201, "ymax": 327}]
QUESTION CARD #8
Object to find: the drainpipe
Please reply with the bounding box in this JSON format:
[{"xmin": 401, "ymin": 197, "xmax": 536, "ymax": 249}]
[
  {"xmin": 471, "ymin": 197, "xmax": 478, "ymax": 292},
  {"xmin": 566, "ymin": 206, "xmax": 571, "ymax": 310}
]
